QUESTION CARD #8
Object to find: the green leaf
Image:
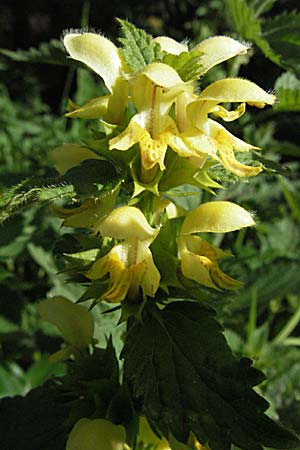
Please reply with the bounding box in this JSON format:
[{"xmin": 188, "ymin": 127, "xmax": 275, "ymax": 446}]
[
  {"xmin": 262, "ymin": 11, "xmax": 300, "ymax": 75},
  {"xmin": 0, "ymin": 383, "xmax": 69, "ymax": 450},
  {"xmin": 163, "ymin": 50, "xmax": 203, "ymax": 82},
  {"xmin": 0, "ymin": 158, "xmax": 122, "ymax": 223},
  {"xmin": 0, "ymin": 176, "xmax": 75, "ymax": 224},
  {"xmin": 62, "ymin": 158, "xmax": 121, "ymax": 197},
  {"xmin": 226, "ymin": 1, "xmax": 300, "ymax": 73},
  {"xmin": 274, "ymin": 71, "xmax": 300, "ymax": 112},
  {"xmin": 230, "ymin": 258, "xmax": 300, "ymax": 314},
  {"xmin": 225, "ymin": 0, "xmax": 261, "ymax": 42},
  {"xmin": 0, "ymin": 39, "xmax": 72, "ymax": 66},
  {"xmin": 123, "ymin": 301, "xmax": 298, "ymax": 450},
  {"xmin": 117, "ymin": 19, "xmax": 163, "ymax": 71}
]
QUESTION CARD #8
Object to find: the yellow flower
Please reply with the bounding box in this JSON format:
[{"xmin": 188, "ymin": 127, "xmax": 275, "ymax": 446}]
[
  {"xmin": 38, "ymin": 296, "xmax": 94, "ymax": 361},
  {"xmin": 86, "ymin": 206, "xmax": 160, "ymax": 303},
  {"xmin": 178, "ymin": 201, "xmax": 255, "ymax": 290},
  {"xmin": 109, "ymin": 63, "xmax": 193, "ymax": 182},
  {"xmin": 66, "ymin": 418, "xmax": 126, "ymax": 450},
  {"xmin": 63, "ymin": 32, "xmax": 128, "ymax": 123}
]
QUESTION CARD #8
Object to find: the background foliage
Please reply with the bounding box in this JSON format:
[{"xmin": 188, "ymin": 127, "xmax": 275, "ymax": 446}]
[{"xmin": 0, "ymin": 0, "xmax": 300, "ymax": 448}]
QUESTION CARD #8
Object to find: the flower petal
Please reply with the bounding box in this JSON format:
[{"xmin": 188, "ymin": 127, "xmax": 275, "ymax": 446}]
[
  {"xmin": 181, "ymin": 201, "xmax": 255, "ymax": 234},
  {"xmin": 51, "ymin": 144, "xmax": 100, "ymax": 175},
  {"xmin": 193, "ymin": 36, "xmax": 249, "ymax": 75},
  {"xmin": 98, "ymin": 206, "xmax": 156, "ymax": 240},
  {"xmin": 198, "ymin": 78, "xmax": 276, "ymax": 106},
  {"xmin": 38, "ymin": 297, "xmax": 94, "ymax": 349},
  {"xmin": 210, "ymin": 102, "xmax": 246, "ymax": 122},
  {"xmin": 66, "ymin": 96, "xmax": 110, "ymax": 119},
  {"xmin": 153, "ymin": 36, "xmax": 188, "ymax": 55},
  {"xmin": 63, "ymin": 32, "xmax": 122, "ymax": 92},
  {"xmin": 66, "ymin": 418, "xmax": 126, "ymax": 450}
]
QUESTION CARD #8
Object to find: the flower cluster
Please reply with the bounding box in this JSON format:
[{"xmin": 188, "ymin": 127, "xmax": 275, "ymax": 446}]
[
  {"xmin": 46, "ymin": 26, "xmax": 275, "ymax": 303},
  {"xmin": 64, "ymin": 31, "xmax": 275, "ymax": 181}
]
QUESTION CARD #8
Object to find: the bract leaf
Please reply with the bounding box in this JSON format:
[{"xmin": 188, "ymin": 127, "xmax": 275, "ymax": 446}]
[
  {"xmin": 123, "ymin": 301, "xmax": 298, "ymax": 450},
  {"xmin": 118, "ymin": 19, "xmax": 163, "ymax": 71}
]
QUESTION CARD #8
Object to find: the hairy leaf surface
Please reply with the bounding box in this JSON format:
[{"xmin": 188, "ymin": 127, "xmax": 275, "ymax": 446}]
[{"xmin": 123, "ymin": 301, "xmax": 298, "ymax": 450}]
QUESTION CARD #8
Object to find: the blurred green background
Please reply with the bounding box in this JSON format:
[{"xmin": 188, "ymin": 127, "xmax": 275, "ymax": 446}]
[{"xmin": 1, "ymin": 0, "xmax": 300, "ymax": 441}]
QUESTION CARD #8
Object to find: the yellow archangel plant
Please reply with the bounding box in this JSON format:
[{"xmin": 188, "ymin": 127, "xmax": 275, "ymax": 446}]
[{"xmin": 63, "ymin": 31, "xmax": 275, "ymax": 183}]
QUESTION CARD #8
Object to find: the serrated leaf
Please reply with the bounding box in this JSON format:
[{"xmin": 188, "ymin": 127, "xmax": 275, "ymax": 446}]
[
  {"xmin": 262, "ymin": 11, "xmax": 300, "ymax": 75},
  {"xmin": 123, "ymin": 301, "xmax": 298, "ymax": 450},
  {"xmin": 226, "ymin": 1, "xmax": 300, "ymax": 73},
  {"xmin": 225, "ymin": 0, "xmax": 261, "ymax": 42},
  {"xmin": 163, "ymin": 50, "xmax": 203, "ymax": 82},
  {"xmin": 274, "ymin": 71, "xmax": 300, "ymax": 112},
  {"xmin": 117, "ymin": 19, "xmax": 163, "ymax": 71},
  {"xmin": 0, "ymin": 383, "xmax": 69, "ymax": 450},
  {"xmin": 0, "ymin": 39, "xmax": 75, "ymax": 67}
]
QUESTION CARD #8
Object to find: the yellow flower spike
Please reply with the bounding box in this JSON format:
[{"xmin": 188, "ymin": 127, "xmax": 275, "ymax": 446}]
[
  {"xmin": 181, "ymin": 201, "xmax": 255, "ymax": 235},
  {"xmin": 51, "ymin": 144, "xmax": 100, "ymax": 175},
  {"xmin": 193, "ymin": 36, "xmax": 249, "ymax": 76},
  {"xmin": 63, "ymin": 32, "xmax": 128, "ymax": 123},
  {"xmin": 66, "ymin": 418, "xmax": 126, "ymax": 450},
  {"xmin": 97, "ymin": 206, "xmax": 157, "ymax": 240},
  {"xmin": 153, "ymin": 36, "xmax": 188, "ymax": 55},
  {"xmin": 65, "ymin": 95, "xmax": 110, "ymax": 119},
  {"xmin": 38, "ymin": 296, "xmax": 94, "ymax": 349}
]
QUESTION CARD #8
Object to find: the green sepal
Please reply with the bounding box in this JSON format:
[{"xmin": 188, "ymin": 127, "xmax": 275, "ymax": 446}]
[{"xmin": 160, "ymin": 152, "xmax": 223, "ymax": 194}]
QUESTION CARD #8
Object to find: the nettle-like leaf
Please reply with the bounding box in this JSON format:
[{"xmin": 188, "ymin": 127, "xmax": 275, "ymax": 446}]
[
  {"xmin": 117, "ymin": 19, "xmax": 163, "ymax": 71},
  {"xmin": 225, "ymin": 0, "xmax": 261, "ymax": 42},
  {"xmin": 123, "ymin": 301, "xmax": 298, "ymax": 450},
  {"xmin": 226, "ymin": 0, "xmax": 300, "ymax": 73},
  {"xmin": 262, "ymin": 11, "xmax": 300, "ymax": 74},
  {"xmin": 0, "ymin": 159, "xmax": 122, "ymax": 223},
  {"xmin": 163, "ymin": 50, "xmax": 203, "ymax": 82},
  {"xmin": 0, "ymin": 39, "xmax": 74, "ymax": 67},
  {"xmin": 274, "ymin": 71, "xmax": 300, "ymax": 112}
]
